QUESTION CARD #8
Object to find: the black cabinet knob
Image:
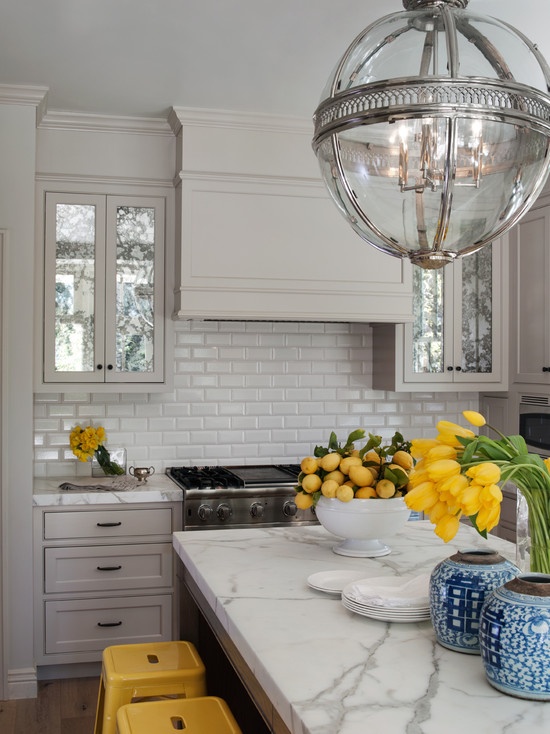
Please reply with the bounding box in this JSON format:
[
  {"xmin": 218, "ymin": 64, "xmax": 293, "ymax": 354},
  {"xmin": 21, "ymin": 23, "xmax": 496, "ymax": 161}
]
[
  {"xmin": 97, "ymin": 364, "xmax": 103, "ymax": 370},
  {"xmin": 447, "ymin": 366, "xmax": 453, "ymax": 371},
  {"xmin": 455, "ymin": 366, "xmax": 462, "ymax": 372}
]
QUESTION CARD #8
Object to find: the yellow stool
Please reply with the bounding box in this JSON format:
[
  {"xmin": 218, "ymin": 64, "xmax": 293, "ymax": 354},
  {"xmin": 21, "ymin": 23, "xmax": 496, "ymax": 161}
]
[
  {"xmin": 116, "ymin": 697, "xmax": 243, "ymax": 734},
  {"xmin": 94, "ymin": 641, "xmax": 207, "ymax": 734}
]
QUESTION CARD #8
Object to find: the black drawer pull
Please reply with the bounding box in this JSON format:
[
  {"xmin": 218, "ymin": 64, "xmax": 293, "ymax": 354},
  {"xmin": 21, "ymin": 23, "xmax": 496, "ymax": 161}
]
[
  {"xmin": 96, "ymin": 565, "xmax": 122, "ymax": 571},
  {"xmin": 96, "ymin": 521, "xmax": 122, "ymax": 527},
  {"xmin": 97, "ymin": 621, "xmax": 122, "ymax": 627}
]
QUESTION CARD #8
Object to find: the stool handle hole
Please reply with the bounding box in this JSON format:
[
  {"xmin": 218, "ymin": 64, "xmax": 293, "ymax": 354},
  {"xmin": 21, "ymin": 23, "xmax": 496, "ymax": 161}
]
[
  {"xmin": 171, "ymin": 716, "xmax": 186, "ymax": 730},
  {"xmin": 147, "ymin": 654, "xmax": 160, "ymax": 664}
]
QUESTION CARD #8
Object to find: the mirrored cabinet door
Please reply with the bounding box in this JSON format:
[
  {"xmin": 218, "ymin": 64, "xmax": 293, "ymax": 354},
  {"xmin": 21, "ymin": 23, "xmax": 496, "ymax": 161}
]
[{"xmin": 43, "ymin": 192, "xmax": 165, "ymax": 384}]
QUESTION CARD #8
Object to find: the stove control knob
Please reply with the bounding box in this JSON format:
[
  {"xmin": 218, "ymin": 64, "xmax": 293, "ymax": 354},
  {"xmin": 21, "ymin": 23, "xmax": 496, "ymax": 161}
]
[
  {"xmin": 250, "ymin": 502, "xmax": 264, "ymax": 519},
  {"xmin": 198, "ymin": 504, "xmax": 213, "ymax": 521},
  {"xmin": 216, "ymin": 503, "xmax": 232, "ymax": 521},
  {"xmin": 283, "ymin": 500, "xmax": 298, "ymax": 517}
]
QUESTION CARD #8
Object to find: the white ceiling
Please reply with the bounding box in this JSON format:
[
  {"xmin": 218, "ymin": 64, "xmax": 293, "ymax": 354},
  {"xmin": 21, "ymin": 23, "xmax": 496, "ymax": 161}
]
[{"xmin": 1, "ymin": 0, "xmax": 549, "ymax": 121}]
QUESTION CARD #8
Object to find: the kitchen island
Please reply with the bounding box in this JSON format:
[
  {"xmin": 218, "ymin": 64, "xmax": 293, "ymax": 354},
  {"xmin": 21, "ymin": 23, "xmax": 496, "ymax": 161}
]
[{"xmin": 173, "ymin": 522, "xmax": 550, "ymax": 734}]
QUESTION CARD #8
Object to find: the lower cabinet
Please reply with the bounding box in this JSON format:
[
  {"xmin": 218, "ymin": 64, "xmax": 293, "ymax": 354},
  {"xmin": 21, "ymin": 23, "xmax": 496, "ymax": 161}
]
[{"xmin": 34, "ymin": 502, "xmax": 181, "ymax": 667}]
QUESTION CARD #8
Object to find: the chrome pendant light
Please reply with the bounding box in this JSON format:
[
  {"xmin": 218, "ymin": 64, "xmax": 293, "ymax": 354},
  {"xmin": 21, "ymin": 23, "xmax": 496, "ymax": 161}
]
[{"xmin": 313, "ymin": 0, "xmax": 550, "ymax": 269}]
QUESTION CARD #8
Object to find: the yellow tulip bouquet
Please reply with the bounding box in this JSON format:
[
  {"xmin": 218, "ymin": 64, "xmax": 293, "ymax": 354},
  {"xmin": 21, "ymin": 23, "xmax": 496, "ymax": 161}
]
[
  {"xmin": 69, "ymin": 424, "xmax": 125, "ymax": 476},
  {"xmin": 405, "ymin": 410, "xmax": 550, "ymax": 573}
]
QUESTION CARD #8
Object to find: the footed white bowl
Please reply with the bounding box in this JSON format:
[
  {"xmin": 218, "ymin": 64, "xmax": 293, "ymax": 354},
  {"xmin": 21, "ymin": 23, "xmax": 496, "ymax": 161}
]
[{"xmin": 315, "ymin": 496, "xmax": 411, "ymax": 557}]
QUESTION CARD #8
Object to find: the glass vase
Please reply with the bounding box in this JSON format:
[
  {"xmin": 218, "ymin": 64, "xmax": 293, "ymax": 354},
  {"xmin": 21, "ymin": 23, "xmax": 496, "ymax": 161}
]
[
  {"xmin": 515, "ymin": 487, "xmax": 550, "ymax": 575},
  {"xmin": 92, "ymin": 447, "xmax": 126, "ymax": 476}
]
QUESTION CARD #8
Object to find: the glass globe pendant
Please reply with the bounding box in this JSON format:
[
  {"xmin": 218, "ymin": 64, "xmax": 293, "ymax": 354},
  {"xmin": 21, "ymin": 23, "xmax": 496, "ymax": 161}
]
[{"xmin": 312, "ymin": 0, "xmax": 550, "ymax": 269}]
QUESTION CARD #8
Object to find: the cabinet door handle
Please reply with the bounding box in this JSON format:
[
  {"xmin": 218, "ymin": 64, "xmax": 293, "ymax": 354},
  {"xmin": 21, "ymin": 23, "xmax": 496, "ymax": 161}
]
[
  {"xmin": 96, "ymin": 521, "xmax": 122, "ymax": 527},
  {"xmin": 97, "ymin": 621, "xmax": 122, "ymax": 627},
  {"xmin": 96, "ymin": 565, "xmax": 122, "ymax": 571}
]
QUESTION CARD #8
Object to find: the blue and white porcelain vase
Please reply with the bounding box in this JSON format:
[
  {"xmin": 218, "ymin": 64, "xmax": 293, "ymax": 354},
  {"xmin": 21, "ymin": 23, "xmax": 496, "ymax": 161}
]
[
  {"xmin": 479, "ymin": 574, "xmax": 550, "ymax": 700},
  {"xmin": 429, "ymin": 549, "xmax": 519, "ymax": 654}
]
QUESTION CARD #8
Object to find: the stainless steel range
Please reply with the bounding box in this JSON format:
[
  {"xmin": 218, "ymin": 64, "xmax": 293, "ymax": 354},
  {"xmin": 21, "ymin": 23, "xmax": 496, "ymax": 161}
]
[{"xmin": 167, "ymin": 464, "xmax": 318, "ymax": 530}]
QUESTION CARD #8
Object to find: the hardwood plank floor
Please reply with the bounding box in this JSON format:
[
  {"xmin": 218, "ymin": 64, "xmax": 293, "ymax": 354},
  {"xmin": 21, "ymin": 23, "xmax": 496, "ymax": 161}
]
[{"xmin": 0, "ymin": 677, "xmax": 99, "ymax": 734}]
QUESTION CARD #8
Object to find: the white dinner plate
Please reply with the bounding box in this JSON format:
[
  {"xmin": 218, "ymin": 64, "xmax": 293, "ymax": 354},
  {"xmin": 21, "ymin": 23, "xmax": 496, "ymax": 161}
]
[
  {"xmin": 307, "ymin": 570, "xmax": 370, "ymax": 595},
  {"xmin": 342, "ymin": 597, "xmax": 430, "ymax": 622}
]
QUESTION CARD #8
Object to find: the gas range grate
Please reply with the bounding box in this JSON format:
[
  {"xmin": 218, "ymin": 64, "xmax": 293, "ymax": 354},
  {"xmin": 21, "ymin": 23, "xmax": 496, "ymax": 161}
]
[{"xmin": 167, "ymin": 464, "xmax": 300, "ymax": 491}]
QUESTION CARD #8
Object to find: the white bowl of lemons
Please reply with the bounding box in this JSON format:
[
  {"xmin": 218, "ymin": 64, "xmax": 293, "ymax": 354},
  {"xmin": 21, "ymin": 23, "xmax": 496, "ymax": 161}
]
[{"xmin": 314, "ymin": 495, "xmax": 411, "ymax": 557}]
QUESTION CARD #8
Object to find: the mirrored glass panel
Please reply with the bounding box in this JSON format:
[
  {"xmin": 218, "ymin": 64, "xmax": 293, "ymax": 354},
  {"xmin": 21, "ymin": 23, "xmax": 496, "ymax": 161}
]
[
  {"xmin": 54, "ymin": 204, "xmax": 96, "ymax": 372},
  {"xmin": 115, "ymin": 205, "xmax": 155, "ymax": 373},
  {"xmin": 461, "ymin": 244, "xmax": 493, "ymax": 373},
  {"xmin": 412, "ymin": 267, "xmax": 444, "ymax": 374}
]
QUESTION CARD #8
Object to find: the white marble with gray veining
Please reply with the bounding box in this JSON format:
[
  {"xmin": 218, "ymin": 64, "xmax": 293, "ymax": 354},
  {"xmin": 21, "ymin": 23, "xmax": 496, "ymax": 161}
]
[
  {"xmin": 173, "ymin": 522, "xmax": 550, "ymax": 734},
  {"xmin": 33, "ymin": 474, "xmax": 183, "ymax": 505}
]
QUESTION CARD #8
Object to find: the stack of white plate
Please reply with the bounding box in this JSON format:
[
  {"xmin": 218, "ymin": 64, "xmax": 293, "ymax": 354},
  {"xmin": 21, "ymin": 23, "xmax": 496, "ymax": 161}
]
[{"xmin": 341, "ymin": 574, "xmax": 431, "ymax": 623}]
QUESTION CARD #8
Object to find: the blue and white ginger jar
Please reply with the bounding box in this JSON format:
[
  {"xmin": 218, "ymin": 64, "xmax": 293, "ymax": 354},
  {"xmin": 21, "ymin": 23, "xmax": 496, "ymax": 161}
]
[
  {"xmin": 479, "ymin": 574, "xmax": 550, "ymax": 700},
  {"xmin": 430, "ymin": 548, "xmax": 519, "ymax": 654}
]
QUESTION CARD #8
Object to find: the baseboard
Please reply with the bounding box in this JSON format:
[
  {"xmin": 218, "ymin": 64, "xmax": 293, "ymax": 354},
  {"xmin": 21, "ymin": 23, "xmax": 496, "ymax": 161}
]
[
  {"xmin": 7, "ymin": 666, "xmax": 38, "ymax": 699},
  {"xmin": 37, "ymin": 661, "xmax": 101, "ymax": 681}
]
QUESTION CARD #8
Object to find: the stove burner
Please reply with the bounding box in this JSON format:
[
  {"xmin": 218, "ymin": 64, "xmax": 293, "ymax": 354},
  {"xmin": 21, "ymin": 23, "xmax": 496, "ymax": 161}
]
[{"xmin": 167, "ymin": 464, "xmax": 300, "ymax": 490}]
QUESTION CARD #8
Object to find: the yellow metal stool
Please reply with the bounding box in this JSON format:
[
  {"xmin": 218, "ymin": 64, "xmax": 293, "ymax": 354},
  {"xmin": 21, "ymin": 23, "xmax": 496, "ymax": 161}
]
[
  {"xmin": 94, "ymin": 641, "xmax": 207, "ymax": 734},
  {"xmin": 115, "ymin": 697, "xmax": 243, "ymax": 734}
]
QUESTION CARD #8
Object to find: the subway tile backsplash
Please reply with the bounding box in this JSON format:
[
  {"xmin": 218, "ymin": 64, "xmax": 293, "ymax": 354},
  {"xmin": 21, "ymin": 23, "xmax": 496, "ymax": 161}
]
[{"xmin": 33, "ymin": 321, "xmax": 479, "ymax": 477}]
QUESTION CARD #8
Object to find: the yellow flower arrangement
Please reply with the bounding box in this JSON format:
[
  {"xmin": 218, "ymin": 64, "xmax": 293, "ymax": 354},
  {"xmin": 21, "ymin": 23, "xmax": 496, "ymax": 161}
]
[
  {"xmin": 405, "ymin": 410, "xmax": 550, "ymax": 573},
  {"xmin": 69, "ymin": 424, "xmax": 124, "ymax": 476}
]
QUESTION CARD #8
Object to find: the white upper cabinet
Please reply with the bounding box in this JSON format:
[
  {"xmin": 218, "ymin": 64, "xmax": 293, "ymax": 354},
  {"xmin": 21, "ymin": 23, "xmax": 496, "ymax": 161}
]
[
  {"xmin": 372, "ymin": 240, "xmax": 508, "ymax": 392},
  {"xmin": 169, "ymin": 109, "xmax": 413, "ymax": 323},
  {"xmin": 510, "ymin": 192, "xmax": 550, "ymax": 386},
  {"xmin": 42, "ymin": 192, "xmax": 166, "ymax": 387}
]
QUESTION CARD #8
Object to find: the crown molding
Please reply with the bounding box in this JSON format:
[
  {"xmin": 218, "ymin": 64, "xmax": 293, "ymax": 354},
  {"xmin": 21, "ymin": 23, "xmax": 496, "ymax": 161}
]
[
  {"xmin": 168, "ymin": 106, "xmax": 312, "ymax": 136},
  {"xmin": 0, "ymin": 84, "xmax": 49, "ymax": 125},
  {"xmin": 38, "ymin": 110, "xmax": 173, "ymax": 136}
]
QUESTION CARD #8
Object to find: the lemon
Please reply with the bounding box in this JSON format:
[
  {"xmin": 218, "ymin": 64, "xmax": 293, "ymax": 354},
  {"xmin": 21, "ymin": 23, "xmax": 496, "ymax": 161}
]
[
  {"xmin": 294, "ymin": 492, "xmax": 314, "ymax": 510},
  {"xmin": 363, "ymin": 449, "xmax": 382, "ymax": 466},
  {"xmin": 355, "ymin": 486, "xmax": 377, "ymax": 499},
  {"xmin": 375, "ymin": 479, "xmax": 396, "ymax": 498},
  {"xmin": 324, "ymin": 470, "xmax": 345, "ymax": 485},
  {"xmin": 336, "ymin": 484, "xmax": 355, "ymax": 502},
  {"xmin": 367, "ymin": 466, "xmax": 380, "ymax": 480},
  {"xmin": 321, "ymin": 479, "xmax": 339, "ymax": 498},
  {"xmin": 319, "ymin": 452, "xmax": 341, "ymax": 472},
  {"xmin": 301, "ymin": 473, "xmax": 322, "ymax": 494},
  {"xmin": 392, "ymin": 450, "xmax": 414, "ymax": 471},
  {"xmin": 339, "ymin": 456, "xmax": 363, "ymax": 475},
  {"xmin": 348, "ymin": 465, "xmax": 374, "ymax": 488},
  {"xmin": 300, "ymin": 456, "xmax": 319, "ymax": 474}
]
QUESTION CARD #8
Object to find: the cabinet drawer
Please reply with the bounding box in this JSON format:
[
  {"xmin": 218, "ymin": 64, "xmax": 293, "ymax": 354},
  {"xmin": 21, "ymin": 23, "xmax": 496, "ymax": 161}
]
[
  {"xmin": 44, "ymin": 543, "xmax": 172, "ymax": 593},
  {"xmin": 43, "ymin": 507, "xmax": 172, "ymax": 540},
  {"xmin": 44, "ymin": 595, "xmax": 172, "ymax": 654}
]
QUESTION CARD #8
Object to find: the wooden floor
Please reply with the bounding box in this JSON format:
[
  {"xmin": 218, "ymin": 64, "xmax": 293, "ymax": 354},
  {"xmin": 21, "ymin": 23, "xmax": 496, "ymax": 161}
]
[{"xmin": 0, "ymin": 677, "xmax": 98, "ymax": 734}]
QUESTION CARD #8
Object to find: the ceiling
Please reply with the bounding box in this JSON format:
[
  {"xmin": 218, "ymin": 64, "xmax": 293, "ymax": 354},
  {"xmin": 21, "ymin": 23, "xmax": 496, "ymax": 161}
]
[{"xmin": 1, "ymin": 0, "xmax": 549, "ymax": 121}]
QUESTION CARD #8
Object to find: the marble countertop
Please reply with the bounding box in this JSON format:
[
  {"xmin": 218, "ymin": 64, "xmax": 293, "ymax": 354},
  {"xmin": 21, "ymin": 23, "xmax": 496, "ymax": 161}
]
[
  {"xmin": 173, "ymin": 522, "xmax": 549, "ymax": 734},
  {"xmin": 33, "ymin": 474, "xmax": 183, "ymax": 505}
]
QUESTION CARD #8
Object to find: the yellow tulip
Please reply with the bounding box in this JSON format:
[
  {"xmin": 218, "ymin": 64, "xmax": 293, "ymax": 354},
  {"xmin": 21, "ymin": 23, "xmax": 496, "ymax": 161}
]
[
  {"xmin": 462, "ymin": 410, "xmax": 486, "ymax": 428},
  {"xmin": 425, "ymin": 445, "xmax": 458, "ymax": 464},
  {"xmin": 428, "ymin": 500, "xmax": 450, "ymax": 524},
  {"xmin": 459, "ymin": 484, "xmax": 483, "ymax": 516},
  {"xmin": 480, "ymin": 483, "xmax": 503, "ymax": 505},
  {"xmin": 434, "ymin": 513, "xmax": 461, "ymax": 542},
  {"xmin": 410, "ymin": 439, "xmax": 441, "ymax": 460},
  {"xmin": 404, "ymin": 482, "xmax": 439, "ymax": 512},
  {"xmin": 544, "ymin": 457, "xmax": 550, "ymax": 474},
  {"xmin": 437, "ymin": 473, "xmax": 469, "ymax": 497},
  {"xmin": 406, "ymin": 466, "xmax": 431, "ymax": 489},
  {"xmin": 436, "ymin": 421, "xmax": 475, "ymax": 447},
  {"xmin": 476, "ymin": 503, "xmax": 501, "ymax": 533},
  {"xmin": 426, "ymin": 459, "xmax": 461, "ymax": 482},
  {"xmin": 466, "ymin": 462, "xmax": 501, "ymax": 486}
]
